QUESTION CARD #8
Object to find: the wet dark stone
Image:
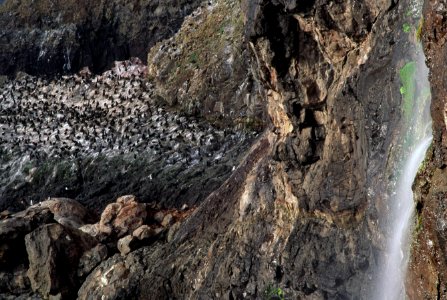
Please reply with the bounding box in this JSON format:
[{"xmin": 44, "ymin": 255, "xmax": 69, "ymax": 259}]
[{"xmin": 0, "ymin": 0, "xmax": 202, "ymax": 76}]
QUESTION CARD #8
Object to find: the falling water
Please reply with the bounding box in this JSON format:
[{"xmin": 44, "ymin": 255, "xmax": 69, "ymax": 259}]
[{"xmin": 375, "ymin": 3, "xmax": 432, "ymax": 298}]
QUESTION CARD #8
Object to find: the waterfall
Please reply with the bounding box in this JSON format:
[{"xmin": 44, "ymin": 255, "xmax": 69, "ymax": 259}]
[{"xmin": 374, "ymin": 7, "xmax": 432, "ymax": 299}]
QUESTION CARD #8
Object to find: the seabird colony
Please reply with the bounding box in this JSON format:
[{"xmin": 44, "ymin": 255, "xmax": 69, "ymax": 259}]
[{"xmin": 0, "ymin": 59, "xmax": 247, "ymax": 165}]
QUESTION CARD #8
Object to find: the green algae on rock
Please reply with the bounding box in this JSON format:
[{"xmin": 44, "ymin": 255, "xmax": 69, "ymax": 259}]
[{"xmin": 399, "ymin": 61, "xmax": 417, "ymax": 121}]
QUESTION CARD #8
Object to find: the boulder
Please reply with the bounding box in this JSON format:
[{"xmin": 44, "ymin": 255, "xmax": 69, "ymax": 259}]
[
  {"xmin": 132, "ymin": 225, "xmax": 156, "ymax": 241},
  {"xmin": 79, "ymin": 224, "xmax": 102, "ymax": 239},
  {"xmin": 98, "ymin": 195, "xmax": 147, "ymax": 239},
  {"xmin": 0, "ymin": 206, "xmax": 53, "ymax": 270},
  {"xmin": 153, "ymin": 211, "xmax": 165, "ymax": 224},
  {"xmin": 25, "ymin": 223, "xmax": 97, "ymax": 299},
  {"xmin": 78, "ymin": 244, "xmax": 108, "ymax": 278},
  {"xmin": 39, "ymin": 198, "xmax": 95, "ymax": 229},
  {"xmin": 161, "ymin": 213, "xmax": 174, "ymax": 227},
  {"xmin": 117, "ymin": 235, "xmax": 136, "ymax": 256}
]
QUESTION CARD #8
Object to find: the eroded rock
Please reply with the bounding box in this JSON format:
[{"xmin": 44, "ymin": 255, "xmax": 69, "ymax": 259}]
[
  {"xmin": 39, "ymin": 198, "xmax": 95, "ymax": 229},
  {"xmin": 117, "ymin": 235, "xmax": 135, "ymax": 256},
  {"xmin": 78, "ymin": 244, "xmax": 108, "ymax": 278},
  {"xmin": 78, "ymin": 258, "xmax": 132, "ymax": 300},
  {"xmin": 0, "ymin": 206, "xmax": 53, "ymax": 270},
  {"xmin": 25, "ymin": 223, "xmax": 97, "ymax": 299},
  {"xmin": 98, "ymin": 195, "xmax": 146, "ymax": 239},
  {"xmin": 132, "ymin": 225, "xmax": 156, "ymax": 241},
  {"xmin": 406, "ymin": 1, "xmax": 447, "ymax": 297}
]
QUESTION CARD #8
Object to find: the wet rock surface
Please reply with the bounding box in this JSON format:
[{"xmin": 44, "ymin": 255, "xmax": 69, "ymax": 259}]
[
  {"xmin": 407, "ymin": 0, "xmax": 447, "ymax": 298},
  {"xmin": 0, "ymin": 0, "xmax": 202, "ymax": 76}
]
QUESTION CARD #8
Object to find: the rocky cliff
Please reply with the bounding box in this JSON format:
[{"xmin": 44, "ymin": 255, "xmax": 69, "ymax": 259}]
[
  {"xmin": 407, "ymin": 0, "xmax": 447, "ymax": 298},
  {"xmin": 0, "ymin": 0, "xmax": 202, "ymax": 75},
  {"xmin": 75, "ymin": 0, "xmax": 407, "ymax": 298},
  {"xmin": 0, "ymin": 0, "xmax": 431, "ymax": 299}
]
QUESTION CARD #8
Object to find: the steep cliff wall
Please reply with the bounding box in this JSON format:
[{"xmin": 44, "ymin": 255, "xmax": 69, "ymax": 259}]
[
  {"xmin": 0, "ymin": 0, "xmax": 423, "ymax": 298},
  {"xmin": 407, "ymin": 0, "xmax": 447, "ymax": 298},
  {"xmin": 77, "ymin": 0, "xmax": 409, "ymax": 298}
]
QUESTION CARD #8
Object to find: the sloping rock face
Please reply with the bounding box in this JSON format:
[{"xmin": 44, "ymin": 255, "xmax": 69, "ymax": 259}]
[
  {"xmin": 77, "ymin": 0, "xmax": 408, "ymax": 298},
  {"xmin": 407, "ymin": 0, "xmax": 447, "ymax": 298},
  {"xmin": 147, "ymin": 0, "xmax": 265, "ymax": 126},
  {"xmin": 0, "ymin": 0, "xmax": 201, "ymax": 75}
]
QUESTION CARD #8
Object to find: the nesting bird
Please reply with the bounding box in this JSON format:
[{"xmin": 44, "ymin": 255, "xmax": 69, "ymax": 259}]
[{"xmin": 0, "ymin": 59, "xmax": 252, "ymax": 169}]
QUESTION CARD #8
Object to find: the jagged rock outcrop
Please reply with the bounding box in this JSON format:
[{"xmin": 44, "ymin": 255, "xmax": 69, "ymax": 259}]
[
  {"xmin": 147, "ymin": 0, "xmax": 264, "ymax": 126},
  {"xmin": 0, "ymin": 198, "xmax": 98, "ymax": 298},
  {"xmin": 407, "ymin": 0, "xmax": 447, "ymax": 298},
  {"xmin": 0, "ymin": 0, "xmax": 202, "ymax": 75},
  {"xmin": 0, "ymin": 196, "xmax": 192, "ymax": 299},
  {"xmin": 76, "ymin": 0, "xmax": 408, "ymax": 298}
]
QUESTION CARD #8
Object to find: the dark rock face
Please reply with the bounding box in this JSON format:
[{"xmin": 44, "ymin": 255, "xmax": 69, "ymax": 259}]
[
  {"xmin": 0, "ymin": 0, "xmax": 416, "ymax": 299},
  {"xmin": 0, "ymin": 206, "xmax": 53, "ymax": 272},
  {"xmin": 75, "ymin": 0, "xmax": 408, "ymax": 297},
  {"xmin": 407, "ymin": 0, "xmax": 447, "ymax": 298},
  {"xmin": 25, "ymin": 223, "xmax": 97, "ymax": 299},
  {"xmin": 0, "ymin": 0, "xmax": 202, "ymax": 76}
]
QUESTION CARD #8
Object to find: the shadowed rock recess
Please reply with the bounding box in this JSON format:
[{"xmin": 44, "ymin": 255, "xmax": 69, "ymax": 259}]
[{"xmin": 1, "ymin": 0, "xmax": 437, "ymax": 299}]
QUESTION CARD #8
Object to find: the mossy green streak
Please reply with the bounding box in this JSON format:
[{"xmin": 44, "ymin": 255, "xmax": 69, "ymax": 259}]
[{"xmin": 399, "ymin": 61, "xmax": 417, "ymax": 121}]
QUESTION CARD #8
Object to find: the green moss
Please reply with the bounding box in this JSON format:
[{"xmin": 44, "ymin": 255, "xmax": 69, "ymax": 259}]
[
  {"xmin": 403, "ymin": 23, "xmax": 411, "ymax": 33},
  {"xmin": 416, "ymin": 17, "xmax": 424, "ymax": 42},
  {"xmin": 189, "ymin": 52, "xmax": 199, "ymax": 66},
  {"xmin": 149, "ymin": 0, "xmax": 242, "ymax": 81},
  {"xmin": 415, "ymin": 213, "xmax": 423, "ymax": 233},
  {"xmin": 32, "ymin": 161, "xmax": 54, "ymax": 183},
  {"xmin": 23, "ymin": 161, "xmax": 34, "ymax": 174},
  {"xmin": 264, "ymin": 284, "xmax": 285, "ymax": 300},
  {"xmin": 399, "ymin": 61, "xmax": 417, "ymax": 121},
  {"xmin": 147, "ymin": 0, "xmax": 245, "ymax": 111}
]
